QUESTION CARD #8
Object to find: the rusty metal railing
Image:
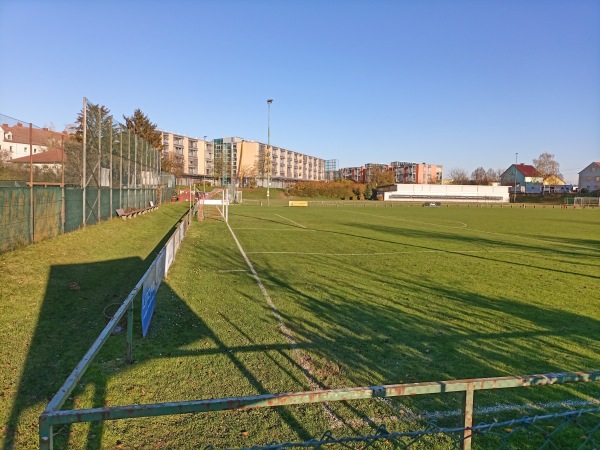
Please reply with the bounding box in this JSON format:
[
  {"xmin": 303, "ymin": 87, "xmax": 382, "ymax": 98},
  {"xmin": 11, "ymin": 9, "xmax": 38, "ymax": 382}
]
[
  {"xmin": 38, "ymin": 204, "xmax": 197, "ymax": 449},
  {"xmin": 39, "ymin": 370, "xmax": 599, "ymax": 449}
]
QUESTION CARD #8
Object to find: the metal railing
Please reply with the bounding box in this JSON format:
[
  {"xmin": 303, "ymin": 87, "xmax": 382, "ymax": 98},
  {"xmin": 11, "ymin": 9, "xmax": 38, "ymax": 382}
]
[
  {"xmin": 39, "ymin": 366, "xmax": 599, "ymax": 449},
  {"xmin": 39, "ymin": 204, "xmax": 197, "ymax": 449}
]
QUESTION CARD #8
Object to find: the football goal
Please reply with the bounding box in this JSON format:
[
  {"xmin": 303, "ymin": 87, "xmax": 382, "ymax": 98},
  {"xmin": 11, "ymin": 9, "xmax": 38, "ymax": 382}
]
[
  {"xmin": 574, "ymin": 197, "xmax": 600, "ymax": 207},
  {"xmin": 197, "ymin": 189, "xmax": 229, "ymax": 222}
]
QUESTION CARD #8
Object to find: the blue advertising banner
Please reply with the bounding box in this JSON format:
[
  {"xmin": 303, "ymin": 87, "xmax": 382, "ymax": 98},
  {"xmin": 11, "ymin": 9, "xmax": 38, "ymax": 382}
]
[
  {"xmin": 165, "ymin": 237, "xmax": 174, "ymax": 274},
  {"xmin": 141, "ymin": 249, "xmax": 164, "ymax": 337}
]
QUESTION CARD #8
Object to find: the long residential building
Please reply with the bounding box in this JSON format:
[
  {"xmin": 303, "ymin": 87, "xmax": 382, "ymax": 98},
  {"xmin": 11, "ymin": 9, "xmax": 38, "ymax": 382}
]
[
  {"xmin": 339, "ymin": 161, "xmax": 443, "ymax": 184},
  {"xmin": 160, "ymin": 131, "xmax": 326, "ymax": 186},
  {"xmin": 160, "ymin": 131, "xmax": 213, "ymax": 181}
]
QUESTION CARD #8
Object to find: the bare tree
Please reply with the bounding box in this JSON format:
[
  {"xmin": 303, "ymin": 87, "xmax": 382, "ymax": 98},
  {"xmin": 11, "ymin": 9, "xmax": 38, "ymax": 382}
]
[
  {"xmin": 471, "ymin": 167, "xmax": 488, "ymax": 185},
  {"xmin": 449, "ymin": 168, "xmax": 469, "ymax": 184},
  {"xmin": 485, "ymin": 168, "xmax": 501, "ymax": 183},
  {"xmin": 533, "ymin": 152, "xmax": 562, "ymax": 180}
]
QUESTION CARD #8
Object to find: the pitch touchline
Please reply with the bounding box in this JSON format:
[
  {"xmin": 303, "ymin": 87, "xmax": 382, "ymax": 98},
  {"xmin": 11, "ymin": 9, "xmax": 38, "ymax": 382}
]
[
  {"xmin": 226, "ymin": 221, "xmax": 344, "ymax": 427},
  {"xmin": 275, "ymin": 214, "xmax": 307, "ymax": 228},
  {"xmin": 232, "ymin": 228, "xmax": 313, "ymax": 231},
  {"xmin": 226, "ymin": 221, "xmax": 295, "ymax": 344},
  {"xmin": 247, "ymin": 249, "xmax": 537, "ymax": 256}
]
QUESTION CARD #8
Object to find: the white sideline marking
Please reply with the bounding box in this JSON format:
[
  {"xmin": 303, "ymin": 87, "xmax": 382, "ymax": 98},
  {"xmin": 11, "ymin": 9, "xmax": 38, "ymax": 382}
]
[
  {"xmin": 233, "ymin": 228, "xmax": 313, "ymax": 231},
  {"xmin": 247, "ymin": 249, "xmax": 537, "ymax": 256},
  {"xmin": 226, "ymin": 221, "xmax": 295, "ymax": 343},
  {"xmin": 217, "ymin": 269, "xmax": 247, "ymax": 273},
  {"xmin": 226, "ymin": 221, "xmax": 343, "ymax": 427},
  {"xmin": 330, "ymin": 398, "xmax": 600, "ymax": 429},
  {"xmin": 275, "ymin": 214, "xmax": 307, "ymax": 229}
]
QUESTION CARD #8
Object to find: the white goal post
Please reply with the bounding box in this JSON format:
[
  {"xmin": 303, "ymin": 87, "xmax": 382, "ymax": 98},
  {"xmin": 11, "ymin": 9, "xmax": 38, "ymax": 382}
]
[
  {"xmin": 574, "ymin": 197, "xmax": 600, "ymax": 207},
  {"xmin": 197, "ymin": 189, "xmax": 229, "ymax": 222}
]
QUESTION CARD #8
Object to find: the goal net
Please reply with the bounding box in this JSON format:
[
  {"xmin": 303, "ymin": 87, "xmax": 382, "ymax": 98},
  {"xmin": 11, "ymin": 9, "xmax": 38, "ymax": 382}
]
[
  {"xmin": 574, "ymin": 197, "xmax": 600, "ymax": 207},
  {"xmin": 197, "ymin": 189, "xmax": 229, "ymax": 222}
]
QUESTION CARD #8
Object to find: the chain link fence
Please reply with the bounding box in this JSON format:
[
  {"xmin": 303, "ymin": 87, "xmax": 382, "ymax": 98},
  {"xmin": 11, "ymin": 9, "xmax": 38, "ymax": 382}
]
[
  {"xmin": 0, "ymin": 101, "xmax": 175, "ymax": 253},
  {"xmin": 203, "ymin": 407, "xmax": 600, "ymax": 449}
]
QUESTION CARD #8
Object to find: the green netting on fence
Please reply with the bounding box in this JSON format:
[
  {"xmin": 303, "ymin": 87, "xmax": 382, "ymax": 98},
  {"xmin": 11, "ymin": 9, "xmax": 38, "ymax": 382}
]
[
  {"xmin": 64, "ymin": 188, "xmax": 83, "ymax": 233},
  {"xmin": 0, "ymin": 105, "xmax": 174, "ymax": 253},
  {"xmin": 1, "ymin": 185, "xmax": 165, "ymax": 253},
  {"xmin": 32, "ymin": 186, "xmax": 61, "ymax": 243},
  {"xmin": 0, "ymin": 187, "xmax": 30, "ymax": 253}
]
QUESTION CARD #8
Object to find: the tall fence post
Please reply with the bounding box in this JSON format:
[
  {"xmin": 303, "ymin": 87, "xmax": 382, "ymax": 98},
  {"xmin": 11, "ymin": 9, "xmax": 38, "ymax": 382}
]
[
  {"xmin": 127, "ymin": 129, "xmax": 131, "ymax": 210},
  {"xmin": 134, "ymin": 135, "xmax": 138, "ymax": 208},
  {"xmin": 29, "ymin": 123, "xmax": 34, "ymax": 243},
  {"xmin": 61, "ymin": 134, "xmax": 65, "ymax": 234},
  {"xmin": 97, "ymin": 107, "xmax": 101, "ymax": 221},
  {"xmin": 109, "ymin": 117, "xmax": 113, "ymax": 217},
  {"xmin": 119, "ymin": 125, "xmax": 123, "ymax": 210},
  {"xmin": 82, "ymin": 97, "xmax": 87, "ymax": 227}
]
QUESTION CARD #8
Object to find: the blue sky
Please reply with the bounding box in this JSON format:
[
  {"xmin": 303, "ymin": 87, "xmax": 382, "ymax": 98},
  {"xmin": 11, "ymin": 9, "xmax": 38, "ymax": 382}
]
[{"xmin": 1, "ymin": 0, "xmax": 598, "ymax": 183}]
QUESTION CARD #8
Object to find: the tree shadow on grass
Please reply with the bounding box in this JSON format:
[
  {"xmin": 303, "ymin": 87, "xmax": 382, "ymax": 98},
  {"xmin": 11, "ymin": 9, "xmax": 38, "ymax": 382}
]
[
  {"xmin": 319, "ymin": 221, "xmax": 600, "ymax": 280},
  {"xmin": 3, "ymin": 209, "xmax": 193, "ymax": 450},
  {"xmin": 247, "ymin": 243, "xmax": 600, "ymax": 424},
  {"xmin": 4, "ymin": 243, "xmax": 322, "ymax": 448},
  {"xmin": 2, "ymin": 255, "xmax": 155, "ymax": 450}
]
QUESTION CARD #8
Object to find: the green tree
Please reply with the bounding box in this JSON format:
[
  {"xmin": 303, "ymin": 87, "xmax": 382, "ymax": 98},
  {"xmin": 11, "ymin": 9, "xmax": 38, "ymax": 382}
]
[
  {"xmin": 123, "ymin": 109, "xmax": 162, "ymax": 149},
  {"xmin": 367, "ymin": 166, "xmax": 395, "ymax": 186},
  {"xmin": 72, "ymin": 102, "xmax": 115, "ymax": 187},
  {"xmin": 123, "ymin": 108, "xmax": 176, "ymax": 176}
]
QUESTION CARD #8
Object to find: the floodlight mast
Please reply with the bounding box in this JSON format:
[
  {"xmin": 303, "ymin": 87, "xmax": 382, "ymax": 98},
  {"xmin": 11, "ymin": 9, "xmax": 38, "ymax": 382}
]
[{"xmin": 267, "ymin": 99, "xmax": 273, "ymax": 206}]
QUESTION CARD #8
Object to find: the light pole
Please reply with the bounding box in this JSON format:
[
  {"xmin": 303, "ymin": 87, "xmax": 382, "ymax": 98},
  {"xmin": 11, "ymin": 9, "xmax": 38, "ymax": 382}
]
[
  {"xmin": 267, "ymin": 99, "xmax": 273, "ymax": 206},
  {"xmin": 514, "ymin": 153, "xmax": 518, "ymax": 203}
]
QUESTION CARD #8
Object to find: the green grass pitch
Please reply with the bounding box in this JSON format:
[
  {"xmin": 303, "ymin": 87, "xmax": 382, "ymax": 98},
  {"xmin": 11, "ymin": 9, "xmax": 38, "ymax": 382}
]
[{"xmin": 1, "ymin": 203, "xmax": 598, "ymax": 448}]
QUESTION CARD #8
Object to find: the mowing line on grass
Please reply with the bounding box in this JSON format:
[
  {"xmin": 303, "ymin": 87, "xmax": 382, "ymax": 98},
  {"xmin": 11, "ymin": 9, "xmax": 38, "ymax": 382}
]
[
  {"xmin": 225, "ymin": 221, "xmax": 345, "ymax": 427},
  {"xmin": 339, "ymin": 210, "xmax": 468, "ymax": 229},
  {"xmin": 274, "ymin": 214, "xmax": 307, "ymax": 229},
  {"xmin": 343, "ymin": 209, "xmax": 599, "ymax": 253}
]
